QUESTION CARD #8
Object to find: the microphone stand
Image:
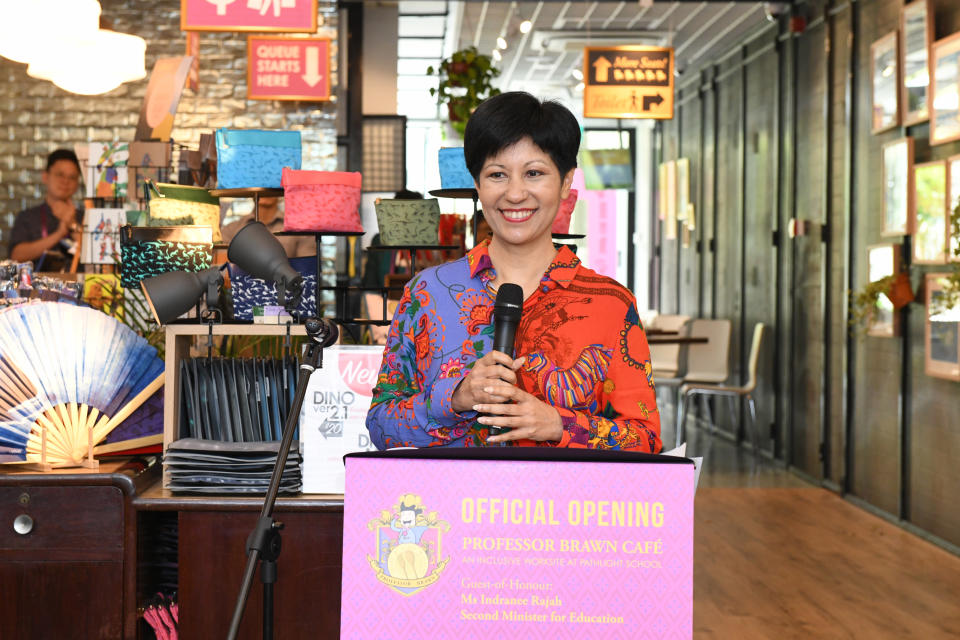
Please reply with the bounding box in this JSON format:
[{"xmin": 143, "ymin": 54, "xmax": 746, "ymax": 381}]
[{"xmin": 226, "ymin": 318, "xmax": 333, "ymax": 640}]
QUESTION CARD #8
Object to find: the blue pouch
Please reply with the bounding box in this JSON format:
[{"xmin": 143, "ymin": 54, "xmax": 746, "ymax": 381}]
[
  {"xmin": 228, "ymin": 256, "xmax": 317, "ymax": 320},
  {"xmin": 216, "ymin": 129, "xmax": 302, "ymax": 189},
  {"xmin": 438, "ymin": 147, "xmax": 474, "ymax": 189}
]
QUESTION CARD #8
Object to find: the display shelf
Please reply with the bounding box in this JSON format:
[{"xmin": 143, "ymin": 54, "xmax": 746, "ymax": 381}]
[
  {"xmin": 428, "ymin": 188, "xmax": 477, "ymax": 199},
  {"xmin": 429, "ymin": 188, "xmax": 479, "ymax": 218},
  {"xmin": 552, "ymin": 232, "xmax": 586, "ymax": 240},
  {"xmin": 161, "ymin": 322, "xmax": 308, "ymax": 486},
  {"xmin": 210, "ymin": 187, "xmax": 284, "ymax": 227},
  {"xmin": 366, "ymin": 244, "xmax": 460, "ymax": 275},
  {"xmin": 271, "ymin": 231, "xmax": 365, "ymax": 320},
  {"xmin": 367, "ymin": 244, "xmax": 459, "ymax": 251},
  {"xmin": 274, "ymin": 230, "xmax": 365, "ymax": 237},
  {"xmin": 208, "ymin": 187, "xmax": 284, "ymax": 198}
]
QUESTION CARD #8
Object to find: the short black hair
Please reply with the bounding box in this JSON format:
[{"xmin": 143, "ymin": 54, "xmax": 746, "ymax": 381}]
[
  {"xmin": 394, "ymin": 189, "xmax": 423, "ymax": 200},
  {"xmin": 463, "ymin": 91, "xmax": 580, "ymax": 180},
  {"xmin": 46, "ymin": 148, "xmax": 81, "ymax": 173}
]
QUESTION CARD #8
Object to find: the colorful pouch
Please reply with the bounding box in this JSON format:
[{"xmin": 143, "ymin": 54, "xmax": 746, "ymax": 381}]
[
  {"xmin": 552, "ymin": 189, "xmax": 578, "ymax": 234},
  {"xmin": 282, "ymin": 168, "xmax": 363, "ymax": 232},
  {"xmin": 228, "ymin": 256, "xmax": 318, "ymax": 320},
  {"xmin": 216, "ymin": 129, "xmax": 301, "ymax": 189},
  {"xmin": 374, "ymin": 198, "xmax": 441, "ymax": 245},
  {"xmin": 119, "ymin": 225, "xmax": 214, "ymax": 289},
  {"xmin": 438, "ymin": 147, "xmax": 474, "ymax": 189},
  {"xmin": 146, "ymin": 182, "xmax": 222, "ymax": 242}
]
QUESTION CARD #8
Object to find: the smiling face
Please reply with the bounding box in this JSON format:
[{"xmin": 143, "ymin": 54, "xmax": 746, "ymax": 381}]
[
  {"xmin": 399, "ymin": 509, "xmax": 416, "ymax": 529},
  {"xmin": 475, "ymin": 136, "xmax": 575, "ymax": 252}
]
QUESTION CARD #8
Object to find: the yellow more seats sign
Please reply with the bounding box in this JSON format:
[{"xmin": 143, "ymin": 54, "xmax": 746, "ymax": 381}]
[{"xmin": 583, "ymin": 46, "xmax": 675, "ymax": 120}]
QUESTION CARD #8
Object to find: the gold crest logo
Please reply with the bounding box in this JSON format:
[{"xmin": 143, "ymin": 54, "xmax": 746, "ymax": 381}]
[{"xmin": 366, "ymin": 493, "xmax": 450, "ymax": 596}]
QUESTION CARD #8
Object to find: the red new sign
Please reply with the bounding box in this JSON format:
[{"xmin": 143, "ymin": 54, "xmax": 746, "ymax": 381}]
[
  {"xmin": 181, "ymin": 0, "xmax": 317, "ymax": 32},
  {"xmin": 247, "ymin": 37, "xmax": 331, "ymax": 101}
]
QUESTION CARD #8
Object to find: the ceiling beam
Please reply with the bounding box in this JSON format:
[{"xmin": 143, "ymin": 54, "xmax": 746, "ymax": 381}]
[
  {"xmin": 503, "ymin": 1, "xmax": 545, "ymax": 88},
  {"xmin": 674, "ymin": 1, "xmax": 736, "ymax": 56},
  {"xmin": 685, "ymin": 4, "xmax": 763, "ymax": 65},
  {"xmin": 472, "ymin": 1, "xmax": 489, "ymax": 48}
]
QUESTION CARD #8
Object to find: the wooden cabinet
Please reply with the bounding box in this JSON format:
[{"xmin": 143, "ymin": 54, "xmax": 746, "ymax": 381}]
[
  {"xmin": 135, "ymin": 484, "xmax": 344, "ymax": 639},
  {"xmin": 0, "ymin": 463, "xmax": 157, "ymax": 639}
]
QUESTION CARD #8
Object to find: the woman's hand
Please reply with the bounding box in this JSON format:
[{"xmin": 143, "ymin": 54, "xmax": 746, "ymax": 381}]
[
  {"xmin": 451, "ymin": 350, "xmax": 519, "ymax": 412},
  {"xmin": 474, "ymin": 381, "xmax": 564, "ymax": 444}
]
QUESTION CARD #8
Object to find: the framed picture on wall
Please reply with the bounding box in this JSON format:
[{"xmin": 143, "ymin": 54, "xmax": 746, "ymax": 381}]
[
  {"xmin": 931, "ymin": 33, "xmax": 960, "ymax": 145},
  {"xmin": 665, "ymin": 160, "xmax": 677, "ymax": 240},
  {"xmin": 900, "ymin": 0, "xmax": 932, "ymax": 126},
  {"xmin": 676, "ymin": 158, "xmax": 690, "ymax": 222},
  {"xmin": 657, "ymin": 162, "xmax": 668, "ymax": 220},
  {"xmin": 871, "ymin": 31, "xmax": 900, "ymax": 134},
  {"xmin": 949, "ymin": 154, "xmax": 960, "ymax": 262},
  {"xmin": 866, "ymin": 244, "xmax": 900, "ymax": 337},
  {"xmin": 881, "ymin": 137, "xmax": 914, "ymax": 236},
  {"xmin": 686, "ymin": 203, "xmax": 696, "ymax": 231},
  {"xmin": 913, "ymin": 160, "xmax": 948, "ymax": 264},
  {"xmin": 924, "ymin": 273, "xmax": 960, "ymax": 381}
]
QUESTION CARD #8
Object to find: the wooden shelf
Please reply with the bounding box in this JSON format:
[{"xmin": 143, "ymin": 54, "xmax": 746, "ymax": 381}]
[
  {"xmin": 161, "ymin": 322, "xmax": 309, "ymax": 486},
  {"xmin": 135, "ymin": 477, "xmax": 343, "ymax": 510},
  {"xmin": 162, "ymin": 322, "xmax": 307, "ymax": 337}
]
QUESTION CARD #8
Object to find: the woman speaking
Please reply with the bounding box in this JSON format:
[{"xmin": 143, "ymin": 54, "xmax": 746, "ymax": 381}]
[{"xmin": 366, "ymin": 92, "xmax": 661, "ymax": 452}]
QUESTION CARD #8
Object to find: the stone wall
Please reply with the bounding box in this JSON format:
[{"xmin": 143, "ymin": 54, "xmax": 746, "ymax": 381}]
[{"xmin": 0, "ymin": 0, "xmax": 341, "ymax": 256}]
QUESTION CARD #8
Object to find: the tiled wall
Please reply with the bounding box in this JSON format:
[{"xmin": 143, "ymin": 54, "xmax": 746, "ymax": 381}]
[{"xmin": 0, "ymin": 0, "xmax": 341, "ymax": 256}]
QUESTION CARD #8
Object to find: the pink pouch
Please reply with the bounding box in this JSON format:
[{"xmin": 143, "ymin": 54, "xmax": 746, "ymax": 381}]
[
  {"xmin": 552, "ymin": 188, "xmax": 578, "ymax": 234},
  {"xmin": 282, "ymin": 168, "xmax": 363, "ymax": 232}
]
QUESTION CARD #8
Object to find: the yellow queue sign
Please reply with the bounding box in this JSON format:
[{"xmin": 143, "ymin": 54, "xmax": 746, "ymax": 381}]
[{"xmin": 583, "ymin": 46, "xmax": 674, "ymax": 120}]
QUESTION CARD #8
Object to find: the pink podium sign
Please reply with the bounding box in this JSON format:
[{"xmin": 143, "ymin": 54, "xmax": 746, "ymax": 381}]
[
  {"xmin": 342, "ymin": 455, "xmax": 693, "ymax": 639},
  {"xmin": 247, "ymin": 37, "xmax": 331, "ymax": 101},
  {"xmin": 181, "ymin": 0, "xmax": 318, "ymax": 32}
]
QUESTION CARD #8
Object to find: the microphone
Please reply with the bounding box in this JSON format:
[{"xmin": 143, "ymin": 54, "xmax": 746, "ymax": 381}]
[
  {"xmin": 488, "ymin": 283, "xmax": 523, "ymax": 436},
  {"xmin": 304, "ymin": 317, "xmax": 339, "ymax": 348}
]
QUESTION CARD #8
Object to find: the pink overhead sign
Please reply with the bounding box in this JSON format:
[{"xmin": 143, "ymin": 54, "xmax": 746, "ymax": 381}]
[
  {"xmin": 181, "ymin": 0, "xmax": 317, "ymax": 32},
  {"xmin": 247, "ymin": 37, "xmax": 331, "ymax": 101},
  {"xmin": 342, "ymin": 456, "xmax": 694, "ymax": 639}
]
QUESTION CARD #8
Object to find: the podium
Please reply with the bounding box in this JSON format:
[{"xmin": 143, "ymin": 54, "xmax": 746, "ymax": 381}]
[{"xmin": 341, "ymin": 448, "xmax": 694, "ymax": 639}]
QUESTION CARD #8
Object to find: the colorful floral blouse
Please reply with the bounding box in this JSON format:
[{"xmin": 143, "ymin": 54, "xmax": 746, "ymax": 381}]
[{"xmin": 366, "ymin": 242, "xmax": 661, "ymax": 452}]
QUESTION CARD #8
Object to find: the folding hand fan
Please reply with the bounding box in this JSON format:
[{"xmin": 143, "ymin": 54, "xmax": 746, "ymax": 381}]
[{"xmin": 0, "ymin": 302, "xmax": 164, "ymax": 467}]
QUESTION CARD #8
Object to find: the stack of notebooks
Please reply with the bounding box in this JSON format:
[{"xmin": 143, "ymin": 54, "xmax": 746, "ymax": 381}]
[
  {"xmin": 166, "ymin": 356, "xmax": 303, "ymax": 494},
  {"xmin": 164, "ymin": 438, "xmax": 302, "ymax": 494}
]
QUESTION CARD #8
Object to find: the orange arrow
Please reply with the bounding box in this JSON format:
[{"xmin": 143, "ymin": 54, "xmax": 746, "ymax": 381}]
[{"xmin": 593, "ymin": 56, "xmax": 612, "ymax": 82}]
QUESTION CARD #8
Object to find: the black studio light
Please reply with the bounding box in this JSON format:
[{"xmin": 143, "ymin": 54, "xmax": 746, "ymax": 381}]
[
  {"xmin": 141, "ymin": 267, "xmax": 224, "ymax": 325},
  {"xmin": 227, "ymin": 221, "xmax": 304, "ymax": 313}
]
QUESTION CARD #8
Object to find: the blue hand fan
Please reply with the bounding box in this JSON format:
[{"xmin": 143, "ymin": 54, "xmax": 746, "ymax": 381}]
[{"xmin": 0, "ymin": 302, "xmax": 165, "ymax": 467}]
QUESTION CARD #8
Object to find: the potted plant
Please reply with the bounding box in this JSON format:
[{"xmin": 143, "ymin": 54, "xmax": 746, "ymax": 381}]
[
  {"xmin": 427, "ymin": 47, "xmax": 501, "ymax": 137},
  {"xmin": 849, "ymin": 271, "xmax": 914, "ymax": 333}
]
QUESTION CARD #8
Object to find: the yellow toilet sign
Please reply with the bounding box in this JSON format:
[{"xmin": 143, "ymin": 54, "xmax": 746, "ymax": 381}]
[{"xmin": 583, "ymin": 46, "xmax": 674, "ymax": 119}]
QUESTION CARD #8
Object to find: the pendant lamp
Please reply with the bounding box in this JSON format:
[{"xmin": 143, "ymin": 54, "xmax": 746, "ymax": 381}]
[
  {"xmin": 27, "ymin": 29, "xmax": 147, "ymax": 95},
  {"xmin": 0, "ymin": 0, "xmax": 101, "ymax": 64}
]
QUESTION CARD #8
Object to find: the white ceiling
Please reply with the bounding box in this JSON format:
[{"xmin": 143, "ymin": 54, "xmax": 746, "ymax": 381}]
[{"xmin": 397, "ymin": 1, "xmax": 778, "ymax": 119}]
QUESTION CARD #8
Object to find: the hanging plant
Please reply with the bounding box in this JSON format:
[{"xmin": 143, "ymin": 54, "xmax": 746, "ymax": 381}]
[
  {"xmin": 427, "ymin": 47, "xmax": 501, "ymax": 137},
  {"xmin": 849, "ymin": 274, "xmax": 911, "ymax": 333}
]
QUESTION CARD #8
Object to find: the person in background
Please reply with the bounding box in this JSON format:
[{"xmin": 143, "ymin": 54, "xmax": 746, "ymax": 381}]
[
  {"xmin": 220, "ymin": 196, "xmax": 313, "ymax": 258},
  {"xmin": 471, "ymin": 210, "xmax": 493, "ymax": 247},
  {"xmin": 8, "ymin": 149, "xmax": 83, "ymax": 270},
  {"xmin": 366, "ymin": 91, "xmax": 661, "ymax": 451}
]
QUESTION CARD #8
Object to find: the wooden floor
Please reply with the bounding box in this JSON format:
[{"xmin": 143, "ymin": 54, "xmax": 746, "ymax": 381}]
[{"xmin": 685, "ymin": 427, "xmax": 960, "ymax": 639}]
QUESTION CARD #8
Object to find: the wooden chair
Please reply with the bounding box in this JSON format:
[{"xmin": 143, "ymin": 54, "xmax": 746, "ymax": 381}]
[{"xmin": 676, "ymin": 322, "xmax": 765, "ymax": 450}]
